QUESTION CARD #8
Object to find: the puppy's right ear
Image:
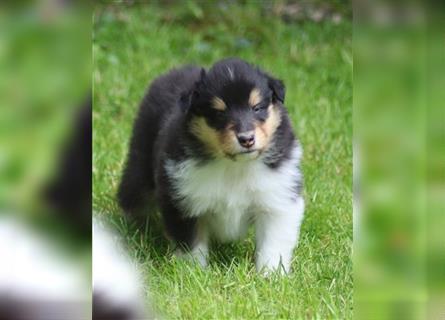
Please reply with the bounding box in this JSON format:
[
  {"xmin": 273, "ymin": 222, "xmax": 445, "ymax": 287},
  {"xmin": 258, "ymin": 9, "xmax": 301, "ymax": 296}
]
[
  {"xmin": 179, "ymin": 68, "xmax": 206, "ymax": 112},
  {"xmin": 267, "ymin": 75, "xmax": 285, "ymax": 103}
]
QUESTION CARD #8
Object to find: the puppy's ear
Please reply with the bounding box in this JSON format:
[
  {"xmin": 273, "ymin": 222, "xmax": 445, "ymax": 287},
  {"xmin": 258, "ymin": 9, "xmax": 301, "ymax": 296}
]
[
  {"xmin": 267, "ymin": 75, "xmax": 285, "ymax": 103},
  {"xmin": 179, "ymin": 90, "xmax": 193, "ymax": 111},
  {"xmin": 179, "ymin": 68, "xmax": 206, "ymax": 112}
]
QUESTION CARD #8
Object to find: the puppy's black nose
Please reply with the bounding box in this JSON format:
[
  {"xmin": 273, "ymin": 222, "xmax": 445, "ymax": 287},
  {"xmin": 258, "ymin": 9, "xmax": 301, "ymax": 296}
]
[{"xmin": 237, "ymin": 131, "xmax": 255, "ymax": 148}]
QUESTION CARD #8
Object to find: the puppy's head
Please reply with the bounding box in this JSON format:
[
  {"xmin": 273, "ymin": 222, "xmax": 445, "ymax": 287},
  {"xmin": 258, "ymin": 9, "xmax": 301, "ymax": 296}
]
[{"xmin": 184, "ymin": 58, "xmax": 285, "ymax": 160}]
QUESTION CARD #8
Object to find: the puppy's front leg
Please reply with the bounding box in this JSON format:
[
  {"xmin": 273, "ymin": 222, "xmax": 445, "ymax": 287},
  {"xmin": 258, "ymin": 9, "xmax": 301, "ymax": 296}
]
[
  {"xmin": 255, "ymin": 198, "xmax": 304, "ymax": 274},
  {"xmin": 161, "ymin": 200, "xmax": 209, "ymax": 267},
  {"xmin": 174, "ymin": 219, "xmax": 209, "ymax": 268}
]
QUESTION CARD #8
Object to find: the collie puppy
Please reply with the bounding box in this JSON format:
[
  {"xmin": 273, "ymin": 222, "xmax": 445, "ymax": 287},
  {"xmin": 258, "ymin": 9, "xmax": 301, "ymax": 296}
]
[{"xmin": 118, "ymin": 58, "xmax": 304, "ymax": 273}]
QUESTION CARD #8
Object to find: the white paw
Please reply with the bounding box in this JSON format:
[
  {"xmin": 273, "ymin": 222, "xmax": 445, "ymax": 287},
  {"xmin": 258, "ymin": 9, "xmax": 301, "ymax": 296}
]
[
  {"xmin": 174, "ymin": 247, "xmax": 208, "ymax": 268},
  {"xmin": 256, "ymin": 254, "xmax": 291, "ymax": 276}
]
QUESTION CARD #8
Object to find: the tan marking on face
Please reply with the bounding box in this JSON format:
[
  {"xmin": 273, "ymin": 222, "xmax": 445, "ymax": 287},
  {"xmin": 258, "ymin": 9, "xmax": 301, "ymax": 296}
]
[
  {"xmin": 218, "ymin": 127, "xmax": 238, "ymax": 155},
  {"xmin": 212, "ymin": 96, "xmax": 226, "ymax": 111},
  {"xmin": 189, "ymin": 117, "xmax": 223, "ymax": 156},
  {"xmin": 248, "ymin": 88, "xmax": 262, "ymax": 107},
  {"xmin": 255, "ymin": 104, "xmax": 281, "ymax": 150},
  {"xmin": 189, "ymin": 117, "xmax": 237, "ymax": 156}
]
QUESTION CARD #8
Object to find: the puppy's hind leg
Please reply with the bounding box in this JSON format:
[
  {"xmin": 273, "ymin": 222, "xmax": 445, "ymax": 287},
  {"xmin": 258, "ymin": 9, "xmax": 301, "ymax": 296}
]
[
  {"xmin": 118, "ymin": 154, "xmax": 154, "ymax": 214},
  {"xmin": 118, "ymin": 102, "xmax": 161, "ymax": 215}
]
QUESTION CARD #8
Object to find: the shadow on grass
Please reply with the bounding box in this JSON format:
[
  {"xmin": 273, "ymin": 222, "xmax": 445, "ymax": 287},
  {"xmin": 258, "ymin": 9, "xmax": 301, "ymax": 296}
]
[
  {"xmin": 110, "ymin": 194, "xmax": 256, "ymax": 271},
  {"xmin": 210, "ymin": 240, "xmax": 255, "ymax": 270},
  {"xmin": 106, "ymin": 195, "xmax": 308, "ymax": 279}
]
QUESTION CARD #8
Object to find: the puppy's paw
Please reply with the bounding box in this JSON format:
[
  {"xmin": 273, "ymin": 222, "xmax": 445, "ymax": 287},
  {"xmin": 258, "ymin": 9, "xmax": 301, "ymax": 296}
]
[
  {"xmin": 174, "ymin": 248, "xmax": 208, "ymax": 268},
  {"xmin": 255, "ymin": 256, "xmax": 290, "ymax": 276}
]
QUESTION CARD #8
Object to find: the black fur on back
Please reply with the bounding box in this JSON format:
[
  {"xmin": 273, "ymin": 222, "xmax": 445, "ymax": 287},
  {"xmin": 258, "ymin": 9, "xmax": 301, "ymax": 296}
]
[{"xmin": 117, "ymin": 66, "xmax": 202, "ymax": 213}]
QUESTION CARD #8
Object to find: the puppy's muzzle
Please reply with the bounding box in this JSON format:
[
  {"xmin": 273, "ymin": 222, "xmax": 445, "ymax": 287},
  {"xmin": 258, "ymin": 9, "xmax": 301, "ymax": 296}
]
[{"xmin": 236, "ymin": 131, "xmax": 255, "ymax": 149}]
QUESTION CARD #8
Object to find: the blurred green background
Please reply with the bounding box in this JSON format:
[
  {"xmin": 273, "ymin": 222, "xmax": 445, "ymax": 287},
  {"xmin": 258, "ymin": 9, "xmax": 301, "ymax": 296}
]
[
  {"xmin": 354, "ymin": 3, "xmax": 445, "ymax": 318},
  {"xmin": 0, "ymin": 2, "xmax": 90, "ymax": 214},
  {"xmin": 93, "ymin": 1, "xmax": 352, "ymax": 319}
]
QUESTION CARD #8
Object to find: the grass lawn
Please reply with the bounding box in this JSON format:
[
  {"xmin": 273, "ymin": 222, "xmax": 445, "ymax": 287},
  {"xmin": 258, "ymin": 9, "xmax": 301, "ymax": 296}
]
[{"xmin": 93, "ymin": 3, "xmax": 352, "ymax": 319}]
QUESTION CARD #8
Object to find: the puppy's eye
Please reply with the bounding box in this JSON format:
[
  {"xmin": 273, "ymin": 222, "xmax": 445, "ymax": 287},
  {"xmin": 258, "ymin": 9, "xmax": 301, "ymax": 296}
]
[
  {"xmin": 214, "ymin": 109, "xmax": 226, "ymax": 117},
  {"xmin": 253, "ymin": 103, "xmax": 263, "ymax": 113}
]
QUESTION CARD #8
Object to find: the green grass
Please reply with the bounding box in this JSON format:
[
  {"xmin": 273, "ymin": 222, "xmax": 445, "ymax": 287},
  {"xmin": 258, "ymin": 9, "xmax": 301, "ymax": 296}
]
[{"xmin": 93, "ymin": 3, "xmax": 352, "ymax": 319}]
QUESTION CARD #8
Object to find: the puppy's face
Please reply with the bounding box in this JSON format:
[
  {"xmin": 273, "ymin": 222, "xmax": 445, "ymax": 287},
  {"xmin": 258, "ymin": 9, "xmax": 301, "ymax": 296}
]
[{"xmin": 186, "ymin": 60, "xmax": 285, "ymax": 160}]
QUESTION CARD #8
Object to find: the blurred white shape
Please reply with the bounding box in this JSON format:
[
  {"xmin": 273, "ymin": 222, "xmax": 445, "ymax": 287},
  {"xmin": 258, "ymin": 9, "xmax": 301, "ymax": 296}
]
[
  {"xmin": 93, "ymin": 218, "xmax": 150, "ymax": 319},
  {"xmin": 0, "ymin": 215, "xmax": 87, "ymax": 299},
  {"xmin": 0, "ymin": 214, "xmax": 90, "ymax": 319}
]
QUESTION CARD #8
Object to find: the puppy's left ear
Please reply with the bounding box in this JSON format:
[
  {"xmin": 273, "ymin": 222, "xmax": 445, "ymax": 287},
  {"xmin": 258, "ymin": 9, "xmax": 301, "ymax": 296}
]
[
  {"xmin": 179, "ymin": 89, "xmax": 194, "ymax": 111},
  {"xmin": 267, "ymin": 76, "xmax": 286, "ymax": 103},
  {"xmin": 179, "ymin": 68, "xmax": 206, "ymax": 112}
]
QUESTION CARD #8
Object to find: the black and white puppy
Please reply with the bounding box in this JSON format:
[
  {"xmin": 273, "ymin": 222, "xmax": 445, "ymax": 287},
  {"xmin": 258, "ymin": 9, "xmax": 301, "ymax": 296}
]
[{"xmin": 118, "ymin": 58, "xmax": 304, "ymax": 273}]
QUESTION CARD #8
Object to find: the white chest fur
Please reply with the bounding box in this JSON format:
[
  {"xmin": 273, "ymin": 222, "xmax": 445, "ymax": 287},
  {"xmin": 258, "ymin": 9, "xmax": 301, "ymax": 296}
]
[{"xmin": 165, "ymin": 145, "xmax": 303, "ymax": 242}]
